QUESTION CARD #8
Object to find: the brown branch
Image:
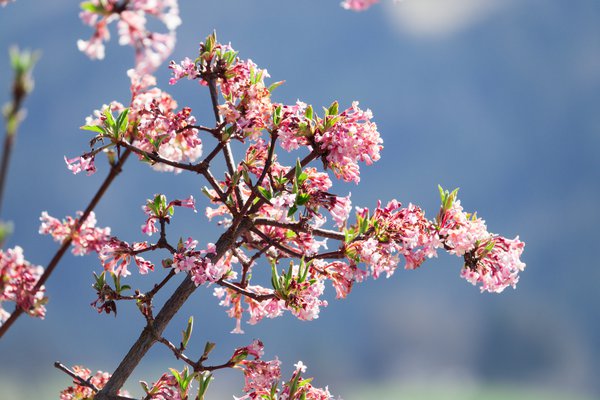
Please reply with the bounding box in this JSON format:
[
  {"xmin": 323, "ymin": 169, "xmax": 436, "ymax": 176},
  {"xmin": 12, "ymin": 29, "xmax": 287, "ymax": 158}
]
[
  {"xmin": 247, "ymin": 149, "xmax": 319, "ymax": 215},
  {"xmin": 250, "ymin": 226, "xmax": 304, "ymax": 259},
  {"xmin": 0, "ymin": 148, "xmax": 132, "ymax": 339},
  {"xmin": 145, "ymin": 269, "xmax": 176, "ymax": 299},
  {"xmin": 157, "ymin": 336, "xmax": 197, "ymax": 368},
  {"xmin": 217, "ymin": 279, "xmax": 276, "ymax": 302},
  {"xmin": 54, "ymin": 361, "xmax": 99, "ymax": 392},
  {"xmin": 205, "ymin": 74, "xmax": 244, "ymax": 214},
  {"xmin": 253, "ymin": 217, "xmax": 346, "ymax": 241},
  {"xmin": 95, "ymin": 218, "xmax": 254, "ymax": 398}
]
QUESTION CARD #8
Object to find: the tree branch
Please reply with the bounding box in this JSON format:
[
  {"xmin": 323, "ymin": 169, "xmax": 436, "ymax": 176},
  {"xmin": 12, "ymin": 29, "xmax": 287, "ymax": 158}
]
[
  {"xmin": 95, "ymin": 218, "xmax": 253, "ymax": 398},
  {"xmin": 0, "ymin": 148, "xmax": 132, "ymax": 339}
]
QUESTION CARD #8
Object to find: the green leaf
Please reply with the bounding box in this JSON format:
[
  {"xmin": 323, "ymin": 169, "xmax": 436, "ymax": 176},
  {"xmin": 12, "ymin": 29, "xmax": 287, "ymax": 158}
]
[
  {"xmin": 182, "ymin": 316, "xmax": 194, "ymax": 349},
  {"xmin": 80, "ymin": 2, "xmax": 105, "ymax": 13},
  {"xmin": 267, "ymin": 80, "xmax": 284, "ymax": 93},
  {"xmin": 140, "ymin": 381, "xmax": 150, "ymax": 394},
  {"xmin": 80, "ymin": 124, "xmax": 106, "ymax": 134},
  {"xmin": 203, "ymin": 341, "xmax": 216, "ymax": 357},
  {"xmin": 271, "ymin": 262, "xmax": 281, "ymax": 293},
  {"xmin": 287, "ymin": 204, "xmax": 298, "ymax": 218},
  {"xmin": 116, "ymin": 108, "xmax": 129, "ymax": 135},
  {"xmin": 257, "ymin": 186, "xmax": 272, "ymax": 201},
  {"xmin": 305, "ymin": 105, "xmax": 314, "ymax": 120},
  {"xmin": 273, "ymin": 104, "xmax": 282, "ymax": 126},
  {"xmin": 103, "ymin": 108, "xmax": 116, "ymax": 129},
  {"xmin": 169, "ymin": 368, "xmax": 183, "ymax": 388},
  {"xmin": 296, "ymin": 193, "xmax": 310, "ymax": 206},
  {"xmin": 327, "ymin": 101, "xmax": 339, "ymax": 116},
  {"xmin": 195, "ymin": 372, "xmax": 213, "ymax": 400}
]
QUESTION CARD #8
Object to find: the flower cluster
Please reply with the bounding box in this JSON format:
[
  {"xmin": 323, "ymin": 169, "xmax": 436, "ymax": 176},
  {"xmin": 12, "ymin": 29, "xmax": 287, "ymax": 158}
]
[
  {"xmin": 99, "ymin": 238, "xmax": 154, "ymax": 276},
  {"xmin": 312, "ymin": 102, "xmax": 382, "ymax": 183},
  {"xmin": 347, "ymin": 200, "xmax": 438, "ymax": 278},
  {"xmin": 73, "ymin": 70, "xmax": 203, "ymax": 175},
  {"xmin": 214, "ymin": 261, "xmax": 328, "ymax": 333},
  {"xmin": 78, "ymin": 0, "xmax": 181, "ymax": 72},
  {"xmin": 232, "ymin": 341, "xmax": 333, "ymax": 400},
  {"xmin": 341, "ymin": 0, "xmax": 379, "ymax": 11},
  {"xmin": 0, "ymin": 246, "xmax": 45, "ymax": 324},
  {"xmin": 436, "ymin": 187, "xmax": 526, "ymax": 293},
  {"xmin": 39, "ymin": 211, "xmax": 111, "ymax": 256},
  {"xmin": 170, "ymin": 238, "xmax": 230, "ymax": 286},
  {"xmin": 461, "ymin": 235, "xmax": 526, "ymax": 293},
  {"xmin": 142, "ymin": 194, "xmax": 196, "ymax": 235},
  {"xmin": 59, "ymin": 365, "xmax": 129, "ymax": 400},
  {"xmin": 141, "ymin": 372, "xmax": 181, "ymax": 400},
  {"xmin": 0, "ymin": 0, "xmax": 14, "ymax": 6}
]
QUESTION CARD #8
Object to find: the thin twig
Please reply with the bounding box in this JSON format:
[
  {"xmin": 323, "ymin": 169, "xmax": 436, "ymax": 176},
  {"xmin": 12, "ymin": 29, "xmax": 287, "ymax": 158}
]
[
  {"xmin": 0, "ymin": 148, "xmax": 132, "ymax": 339},
  {"xmin": 253, "ymin": 217, "xmax": 346, "ymax": 241},
  {"xmin": 54, "ymin": 361, "xmax": 99, "ymax": 392}
]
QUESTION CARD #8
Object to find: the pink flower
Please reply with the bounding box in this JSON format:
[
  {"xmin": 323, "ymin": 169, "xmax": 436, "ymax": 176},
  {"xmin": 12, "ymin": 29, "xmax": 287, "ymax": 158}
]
[
  {"xmin": 59, "ymin": 365, "xmax": 129, "ymax": 400},
  {"xmin": 78, "ymin": 0, "xmax": 181, "ymax": 73},
  {"xmin": 168, "ymin": 57, "xmax": 198, "ymax": 84},
  {"xmin": 126, "ymin": 70, "xmax": 203, "ymax": 173},
  {"xmin": 99, "ymin": 239, "xmax": 154, "ymax": 277},
  {"xmin": 64, "ymin": 155, "xmax": 96, "ymax": 176},
  {"xmin": 217, "ymin": 59, "xmax": 274, "ymax": 140},
  {"xmin": 461, "ymin": 236, "xmax": 526, "ymax": 293},
  {"xmin": 171, "ymin": 239, "xmax": 225, "ymax": 286},
  {"xmin": 0, "ymin": 246, "xmax": 46, "ymax": 323},
  {"xmin": 39, "ymin": 211, "xmax": 111, "ymax": 256},
  {"xmin": 341, "ymin": 0, "xmax": 379, "ymax": 11},
  {"xmin": 141, "ymin": 194, "xmax": 197, "ymax": 236},
  {"xmin": 314, "ymin": 102, "xmax": 382, "ymax": 183},
  {"xmin": 438, "ymin": 200, "xmax": 490, "ymax": 256},
  {"xmin": 346, "ymin": 200, "xmax": 437, "ymax": 278},
  {"xmin": 141, "ymin": 372, "xmax": 181, "ymax": 400}
]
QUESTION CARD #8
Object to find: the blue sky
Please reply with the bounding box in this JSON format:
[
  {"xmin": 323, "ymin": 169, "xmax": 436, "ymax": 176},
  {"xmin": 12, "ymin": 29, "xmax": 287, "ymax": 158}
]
[{"xmin": 0, "ymin": 0, "xmax": 599, "ymax": 398}]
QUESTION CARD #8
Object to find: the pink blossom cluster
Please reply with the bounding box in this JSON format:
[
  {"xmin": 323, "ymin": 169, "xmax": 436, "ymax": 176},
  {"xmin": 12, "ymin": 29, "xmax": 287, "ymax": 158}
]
[
  {"xmin": 59, "ymin": 365, "xmax": 129, "ymax": 400},
  {"xmin": 0, "ymin": 246, "xmax": 45, "ymax": 324},
  {"xmin": 0, "ymin": 0, "xmax": 14, "ymax": 6},
  {"xmin": 99, "ymin": 238, "xmax": 154, "ymax": 276},
  {"xmin": 78, "ymin": 0, "xmax": 181, "ymax": 72},
  {"xmin": 39, "ymin": 211, "xmax": 111, "ymax": 256},
  {"xmin": 64, "ymin": 154, "xmax": 96, "ymax": 176},
  {"xmin": 171, "ymin": 52, "xmax": 275, "ymax": 140},
  {"xmin": 313, "ymin": 102, "xmax": 382, "ymax": 183},
  {"xmin": 461, "ymin": 236, "xmax": 526, "ymax": 293},
  {"xmin": 347, "ymin": 200, "xmax": 438, "ymax": 279},
  {"xmin": 276, "ymin": 101, "xmax": 383, "ymax": 183},
  {"xmin": 170, "ymin": 238, "xmax": 231, "ymax": 286},
  {"xmin": 141, "ymin": 372, "xmax": 182, "ymax": 400},
  {"xmin": 218, "ymin": 60, "xmax": 274, "ymax": 140},
  {"xmin": 312, "ymin": 260, "xmax": 356, "ymax": 299},
  {"xmin": 73, "ymin": 70, "xmax": 203, "ymax": 175},
  {"xmin": 142, "ymin": 194, "xmax": 196, "ymax": 236},
  {"xmin": 128, "ymin": 70, "xmax": 203, "ymax": 173},
  {"xmin": 436, "ymin": 194, "xmax": 526, "ymax": 293},
  {"xmin": 232, "ymin": 341, "xmax": 333, "ymax": 400},
  {"xmin": 214, "ymin": 262, "xmax": 328, "ymax": 333},
  {"xmin": 341, "ymin": 0, "xmax": 380, "ymax": 11},
  {"xmin": 438, "ymin": 200, "xmax": 490, "ymax": 256}
]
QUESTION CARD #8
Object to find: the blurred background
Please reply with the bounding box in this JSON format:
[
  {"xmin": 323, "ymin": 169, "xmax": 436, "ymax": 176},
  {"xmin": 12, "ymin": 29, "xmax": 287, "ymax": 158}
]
[{"xmin": 0, "ymin": 0, "xmax": 599, "ymax": 399}]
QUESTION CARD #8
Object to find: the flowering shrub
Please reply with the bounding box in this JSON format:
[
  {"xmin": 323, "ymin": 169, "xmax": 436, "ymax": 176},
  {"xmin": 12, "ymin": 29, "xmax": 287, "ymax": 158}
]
[{"xmin": 0, "ymin": 1, "xmax": 525, "ymax": 399}]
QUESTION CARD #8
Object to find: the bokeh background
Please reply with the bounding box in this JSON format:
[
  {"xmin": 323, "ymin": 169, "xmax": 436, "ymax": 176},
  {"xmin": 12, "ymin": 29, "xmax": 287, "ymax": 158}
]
[{"xmin": 1, "ymin": 0, "xmax": 599, "ymax": 399}]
